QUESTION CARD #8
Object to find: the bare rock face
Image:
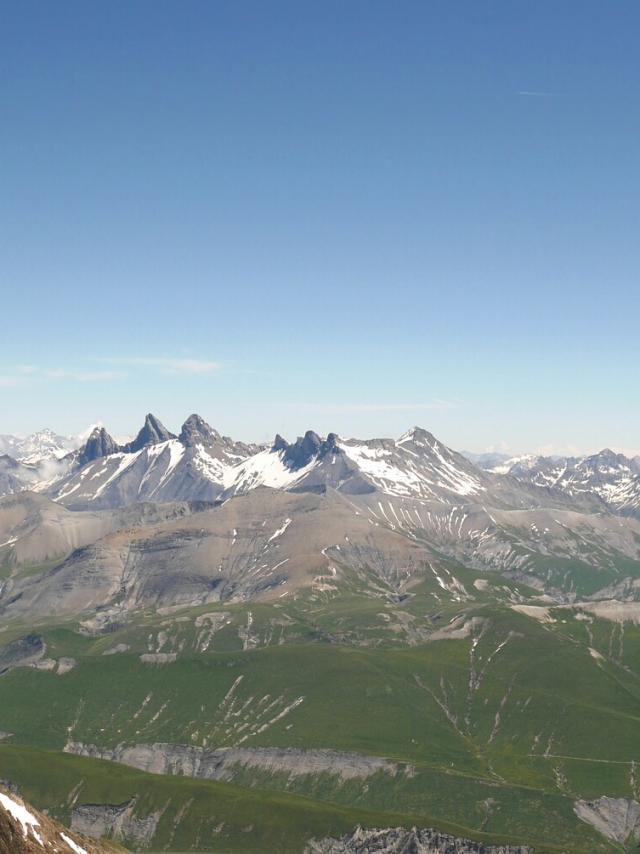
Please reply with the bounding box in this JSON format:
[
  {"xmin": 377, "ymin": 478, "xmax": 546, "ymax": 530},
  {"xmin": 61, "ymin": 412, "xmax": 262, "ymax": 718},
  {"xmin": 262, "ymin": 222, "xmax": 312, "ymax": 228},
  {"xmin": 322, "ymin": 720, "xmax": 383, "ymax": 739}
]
[
  {"xmin": 0, "ymin": 635, "xmax": 44, "ymax": 676},
  {"xmin": 305, "ymin": 826, "xmax": 532, "ymax": 854},
  {"xmin": 65, "ymin": 742, "xmax": 404, "ymax": 783},
  {"xmin": 56, "ymin": 657, "xmax": 76, "ymax": 675},
  {"xmin": 76, "ymin": 428, "xmax": 118, "ymax": 468},
  {"xmin": 574, "ymin": 796, "xmax": 640, "ymax": 843},
  {"xmin": 121, "ymin": 413, "xmax": 176, "ymax": 454},
  {"xmin": 178, "ymin": 413, "xmax": 220, "ymax": 447},
  {"xmin": 101, "ymin": 644, "xmax": 130, "ymax": 656},
  {"xmin": 71, "ymin": 799, "xmax": 161, "ymax": 847},
  {"xmin": 139, "ymin": 652, "xmax": 178, "ymax": 665}
]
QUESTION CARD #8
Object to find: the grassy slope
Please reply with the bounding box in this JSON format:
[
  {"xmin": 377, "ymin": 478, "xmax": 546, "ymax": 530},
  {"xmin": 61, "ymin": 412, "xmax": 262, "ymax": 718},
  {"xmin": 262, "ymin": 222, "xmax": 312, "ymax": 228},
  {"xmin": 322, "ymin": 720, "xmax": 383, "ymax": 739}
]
[
  {"xmin": 0, "ymin": 574, "xmax": 638, "ymax": 851},
  {"xmin": 0, "ymin": 745, "xmax": 612, "ymax": 854}
]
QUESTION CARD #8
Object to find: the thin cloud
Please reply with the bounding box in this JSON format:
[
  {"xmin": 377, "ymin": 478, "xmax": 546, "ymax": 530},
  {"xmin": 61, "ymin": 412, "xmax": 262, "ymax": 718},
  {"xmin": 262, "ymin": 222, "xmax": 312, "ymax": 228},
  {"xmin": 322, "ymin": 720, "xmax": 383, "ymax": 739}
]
[
  {"xmin": 44, "ymin": 369, "xmax": 123, "ymax": 382},
  {"xmin": 102, "ymin": 357, "xmax": 220, "ymax": 375},
  {"xmin": 292, "ymin": 399, "xmax": 461, "ymax": 414},
  {"xmin": 534, "ymin": 443, "xmax": 584, "ymax": 458},
  {"xmin": 2, "ymin": 365, "xmax": 124, "ymax": 384},
  {"xmin": 2, "ymin": 358, "xmax": 220, "ymax": 385}
]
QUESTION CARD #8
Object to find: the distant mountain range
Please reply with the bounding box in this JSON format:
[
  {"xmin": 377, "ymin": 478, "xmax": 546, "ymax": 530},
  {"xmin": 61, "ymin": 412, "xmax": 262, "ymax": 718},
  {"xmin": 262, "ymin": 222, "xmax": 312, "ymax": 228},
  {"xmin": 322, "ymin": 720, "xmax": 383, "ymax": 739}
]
[
  {"xmin": 2, "ymin": 414, "xmax": 639, "ymax": 519},
  {"xmin": 1, "ymin": 411, "xmax": 640, "ymax": 629},
  {"xmin": 0, "ymin": 428, "xmax": 82, "ymax": 464},
  {"xmin": 466, "ymin": 447, "xmax": 640, "ymax": 516}
]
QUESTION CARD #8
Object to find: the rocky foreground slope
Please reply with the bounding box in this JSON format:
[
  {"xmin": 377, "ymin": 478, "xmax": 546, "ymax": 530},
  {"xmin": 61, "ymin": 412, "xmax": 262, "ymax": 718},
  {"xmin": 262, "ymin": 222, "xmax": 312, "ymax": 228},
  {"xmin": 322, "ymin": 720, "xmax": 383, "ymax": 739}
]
[{"xmin": 0, "ymin": 785, "xmax": 115, "ymax": 853}]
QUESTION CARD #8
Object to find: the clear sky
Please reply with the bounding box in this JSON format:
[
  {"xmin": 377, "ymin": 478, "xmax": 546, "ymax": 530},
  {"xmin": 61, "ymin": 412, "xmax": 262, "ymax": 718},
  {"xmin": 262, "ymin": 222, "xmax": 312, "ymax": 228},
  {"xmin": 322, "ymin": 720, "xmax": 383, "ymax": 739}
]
[{"xmin": 1, "ymin": 1, "xmax": 639, "ymax": 455}]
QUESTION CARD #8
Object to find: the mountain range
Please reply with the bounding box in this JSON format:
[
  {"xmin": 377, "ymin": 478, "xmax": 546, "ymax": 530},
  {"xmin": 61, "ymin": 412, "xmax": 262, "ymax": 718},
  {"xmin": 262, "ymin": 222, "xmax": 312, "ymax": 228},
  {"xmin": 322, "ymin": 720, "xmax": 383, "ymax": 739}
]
[
  {"xmin": 3, "ymin": 413, "xmax": 640, "ymax": 518},
  {"xmin": 1, "ymin": 413, "xmax": 640, "ymax": 852},
  {"xmin": 469, "ymin": 448, "xmax": 640, "ymax": 517}
]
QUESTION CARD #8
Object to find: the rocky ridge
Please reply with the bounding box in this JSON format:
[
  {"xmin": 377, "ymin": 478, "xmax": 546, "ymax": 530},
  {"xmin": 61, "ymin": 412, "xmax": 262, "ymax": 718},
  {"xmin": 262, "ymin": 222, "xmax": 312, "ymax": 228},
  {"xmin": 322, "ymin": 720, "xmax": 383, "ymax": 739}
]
[
  {"xmin": 305, "ymin": 826, "xmax": 531, "ymax": 853},
  {"xmin": 65, "ymin": 742, "xmax": 405, "ymax": 783}
]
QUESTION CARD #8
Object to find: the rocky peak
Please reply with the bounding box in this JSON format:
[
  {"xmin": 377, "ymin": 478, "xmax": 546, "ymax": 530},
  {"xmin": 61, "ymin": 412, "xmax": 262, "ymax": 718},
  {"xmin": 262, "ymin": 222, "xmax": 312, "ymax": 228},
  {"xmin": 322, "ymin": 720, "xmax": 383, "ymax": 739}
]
[
  {"xmin": 322, "ymin": 432, "xmax": 340, "ymax": 455},
  {"xmin": 398, "ymin": 426, "xmax": 438, "ymax": 447},
  {"xmin": 77, "ymin": 427, "xmax": 118, "ymax": 468},
  {"xmin": 281, "ymin": 431, "xmax": 321, "ymax": 469},
  {"xmin": 274, "ymin": 430, "xmax": 342, "ymax": 470},
  {"xmin": 272, "ymin": 434, "xmax": 289, "ymax": 453},
  {"xmin": 576, "ymin": 449, "xmax": 632, "ymax": 478},
  {"xmin": 122, "ymin": 414, "xmax": 176, "ymax": 454},
  {"xmin": 593, "ymin": 448, "xmax": 627, "ymax": 466},
  {"xmin": 179, "ymin": 414, "xmax": 220, "ymax": 447}
]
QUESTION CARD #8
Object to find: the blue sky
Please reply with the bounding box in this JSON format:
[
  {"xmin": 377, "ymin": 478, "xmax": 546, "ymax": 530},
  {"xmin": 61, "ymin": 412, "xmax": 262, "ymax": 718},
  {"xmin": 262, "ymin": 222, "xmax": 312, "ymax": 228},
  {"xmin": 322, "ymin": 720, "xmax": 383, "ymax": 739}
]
[{"xmin": 1, "ymin": 1, "xmax": 639, "ymax": 454}]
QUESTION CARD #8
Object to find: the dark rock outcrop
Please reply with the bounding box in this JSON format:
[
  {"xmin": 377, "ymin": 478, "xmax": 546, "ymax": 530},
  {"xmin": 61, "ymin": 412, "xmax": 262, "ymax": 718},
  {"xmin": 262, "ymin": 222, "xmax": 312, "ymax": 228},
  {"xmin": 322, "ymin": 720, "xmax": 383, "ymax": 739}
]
[
  {"xmin": 179, "ymin": 414, "xmax": 220, "ymax": 447},
  {"xmin": 71, "ymin": 799, "xmax": 161, "ymax": 847},
  {"xmin": 284, "ymin": 430, "xmax": 322, "ymax": 468},
  {"xmin": 273, "ymin": 433, "xmax": 289, "ymax": 453},
  {"xmin": 275, "ymin": 430, "xmax": 342, "ymax": 470},
  {"xmin": 0, "ymin": 635, "xmax": 45, "ymax": 676},
  {"xmin": 77, "ymin": 428, "xmax": 118, "ymax": 467},
  {"xmin": 121, "ymin": 413, "xmax": 176, "ymax": 454},
  {"xmin": 305, "ymin": 826, "xmax": 531, "ymax": 854}
]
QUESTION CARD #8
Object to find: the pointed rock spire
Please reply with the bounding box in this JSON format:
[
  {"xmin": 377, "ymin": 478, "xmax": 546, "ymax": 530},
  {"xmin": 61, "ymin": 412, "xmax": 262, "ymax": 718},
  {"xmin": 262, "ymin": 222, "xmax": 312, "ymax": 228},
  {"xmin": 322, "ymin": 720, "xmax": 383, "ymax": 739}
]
[
  {"xmin": 272, "ymin": 434, "xmax": 289, "ymax": 453},
  {"xmin": 122, "ymin": 413, "xmax": 176, "ymax": 454},
  {"xmin": 322, "ymin": 432, "xmax": 340, "ymax": 454},
  {"xmin": 282, "ymin": 430, "xmax": 320, "ymax": 468},
  {"xmin": 77, "ymin": 427, "xmax": 118, "ymax": 467},
  {"xmin": 179, "ymin": 414, "xmax": 220, "ymax": 447}
]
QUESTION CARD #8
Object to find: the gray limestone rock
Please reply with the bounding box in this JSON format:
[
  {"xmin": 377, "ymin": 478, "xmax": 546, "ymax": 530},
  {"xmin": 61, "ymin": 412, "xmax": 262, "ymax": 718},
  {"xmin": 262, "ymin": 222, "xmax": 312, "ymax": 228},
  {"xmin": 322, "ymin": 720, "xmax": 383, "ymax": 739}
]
[
  {"xmin": 305, "ymin": 826, "xmax": 531, "ymax": 854},
  {"xmin": 574, "ymin": 796, "xmax": 640, "ymax": 843}
]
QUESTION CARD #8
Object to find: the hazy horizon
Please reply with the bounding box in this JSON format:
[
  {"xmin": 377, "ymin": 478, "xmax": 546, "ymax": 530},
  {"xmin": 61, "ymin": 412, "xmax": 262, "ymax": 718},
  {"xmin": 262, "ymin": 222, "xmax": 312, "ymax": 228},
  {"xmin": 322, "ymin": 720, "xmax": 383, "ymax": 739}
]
[{"xmin": 2, "ymin": 411, "xmax": 639, "ymax": 460}]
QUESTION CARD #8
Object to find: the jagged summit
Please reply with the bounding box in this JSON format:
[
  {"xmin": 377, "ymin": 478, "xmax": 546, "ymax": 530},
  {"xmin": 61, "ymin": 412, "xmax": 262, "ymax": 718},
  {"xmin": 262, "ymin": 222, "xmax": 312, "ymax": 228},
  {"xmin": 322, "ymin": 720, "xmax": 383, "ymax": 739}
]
[
  {"xmin": 271, "ymin": 430, "xmax": 341, "ymax": 470},
  {"xmin": 397, "ymin": 425, "xmax": 438, "ymax": 446},
  {"xmin": 283, "ymin": 430, "xmax": 322, "ymax": 468},
  {"xmin": 74, "ymin": 414, "xmax": 179, "ymax": 464},
  {"xmin": 2, "ymin": 415, "xmax": 640, "ymax": 520},
  {"xmin": 179, "ymin": 413, "xmax": 220, "ymax": 447},
  {"xmin": 73, "ymin": 414, "xmax": 178, "ymax": 468},
  {"xmin": 77, "ymin": 427, "xmax": 118, "ymax": 467},
  {"xmin": 121, "ymin": 413, "xmax": 176, "ymax": 454},
  {"xmin": 272, "ymin": 433, "xmax": 288, "ymax": 453},
  {"xmin": 585, "ymin": 448, "xmax": 630, "ymax": 467}
]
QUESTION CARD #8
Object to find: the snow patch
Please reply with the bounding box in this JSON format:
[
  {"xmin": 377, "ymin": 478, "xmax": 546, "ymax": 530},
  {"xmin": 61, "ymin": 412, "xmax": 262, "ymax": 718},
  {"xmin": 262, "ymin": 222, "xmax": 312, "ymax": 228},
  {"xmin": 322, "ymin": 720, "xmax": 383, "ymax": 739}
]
[
  {"xmin": 0, "ymin": 791, "xmax": 42, "ymax": 843},
  {"xmin": 61, "ymin": 831, "xmax": 89, "ymax": 854}
]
